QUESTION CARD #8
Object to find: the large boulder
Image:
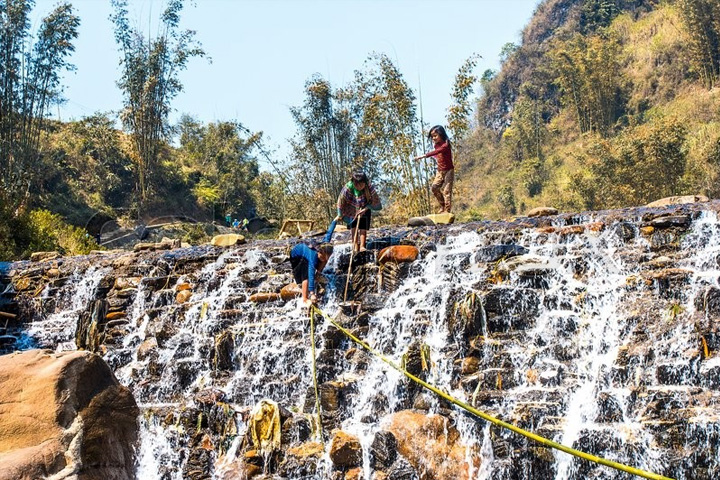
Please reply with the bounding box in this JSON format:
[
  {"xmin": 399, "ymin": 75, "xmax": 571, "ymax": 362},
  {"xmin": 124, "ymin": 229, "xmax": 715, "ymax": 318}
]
[
  {"xmin": 0, "ymin": 349, "xmax": 139, "ymax": 480},
  {"xmin": 645, "ymin": 195, "xmax": 708, "ymax": 208},
  {"xmin": 385, "ymin": 410, "xmax": 479, "ymax": 480}
]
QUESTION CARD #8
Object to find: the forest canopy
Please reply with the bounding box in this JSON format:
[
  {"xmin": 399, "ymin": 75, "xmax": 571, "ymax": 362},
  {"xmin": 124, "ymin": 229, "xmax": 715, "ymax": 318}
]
[{"xmin": 1, "ymin": 0, "xmax": 720, "ymax": 259}]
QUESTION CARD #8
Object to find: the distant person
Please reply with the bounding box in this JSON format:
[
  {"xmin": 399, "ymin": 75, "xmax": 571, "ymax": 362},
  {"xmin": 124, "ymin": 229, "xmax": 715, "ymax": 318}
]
[
  {"xmin": 241, "ymin": 218, "xmax": 249, "ymax": 231},
  {"xmin": 225, "ymin": 213, "xmax": 232, "ymax": 226},
  {"xmin": 337, "ymin": 171, "xmax": 382, "ymax": 252},
  {"xmin": 414, "ymin": 125, "xmax": 454, "ymax": 213},
  {"xmin": 232, "ymin": 218, "xmax": 240, "ymax": 229},
  {"xmin": 290, "ymin": 242, "xmax": 334, "ymax": 307}
]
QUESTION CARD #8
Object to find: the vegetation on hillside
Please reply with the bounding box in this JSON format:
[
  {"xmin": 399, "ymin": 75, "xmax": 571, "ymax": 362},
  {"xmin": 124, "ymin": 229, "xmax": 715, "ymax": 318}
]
[{"xmin": 1, "ymin": 0, "xmax": 720, "ymax": 260}]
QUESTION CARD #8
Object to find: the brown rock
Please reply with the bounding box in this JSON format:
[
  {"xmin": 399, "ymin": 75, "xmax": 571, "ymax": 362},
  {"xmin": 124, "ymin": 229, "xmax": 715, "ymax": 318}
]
[
  {"xmin": 280, "ymin": 283, "xmax": 302, "ymax": 300},
  {"xmin": 211, "ymin": 234, "xmax": 246, "ymax": 247},
  {"xmin": 105, "ymin": 311, "xmax": 127, "ymax": 321},
  {"xmin": 249, "ymin": 292, "xmax": 281, "ymax": 303},
  {"xmin": 459, "ymin": 357, "xmax": 481, "ymax": 375},
  {"xmin": 0, "ymin": 350, "xmax": 138, "ymax": 480},
  {"xmin": 176, "ymin": 282, "xmax": 193, "ymax": 292},
  {"xmin": 645, "ymin": 195, "xmax": 708, "ymax": 208},
  {"xmin": 378, "ymin": 245, "xmax": 419, "ymax": 264},
  {"xmin": 385, "ymin": 410, "xmax": 480, "ymax": 480},
  {"xmin": 346, "ymin": 467, "xmax": 363, "ymax": 480},
  {"xmin": 137, "ymin": 337, "xmax": 158, "ymax": 361},
  {"xmin": 176, "ymin": 290, "xmax": 193, "ymax": 304},
  {"xmin": 640, "ymin": 226, "xmax": 655, "ymax": 235},
  {"xmin": 330, "ymin": 431, "xmax": 363, "ymax": 468},
  {"xmin": 586, "ymin": 222, "xmax": 605, "ymax": 232},
  {"xmin": 527, "ymin": 207, "xmax": 558, "ymax": 217},
  {"xmin": 114, "ymin": 276, "xmax": 141, "ymax": 290},
  {"xmin": 537, "ymin": 226, "xmax": 556, "ymax": 234},
  {"xmin": 558, "ymin": 225, "xmax": 584, "ymax": 236},
  {"xmin": 30, "ymin": 251, "xmax": 60, "ymax": 262}
]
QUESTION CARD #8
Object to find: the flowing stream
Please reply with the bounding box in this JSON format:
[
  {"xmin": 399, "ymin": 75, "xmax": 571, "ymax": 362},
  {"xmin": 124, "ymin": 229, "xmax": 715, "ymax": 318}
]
[{"xmin": 11, "ymin": 211, "xmax": 720, "ymax": 479}]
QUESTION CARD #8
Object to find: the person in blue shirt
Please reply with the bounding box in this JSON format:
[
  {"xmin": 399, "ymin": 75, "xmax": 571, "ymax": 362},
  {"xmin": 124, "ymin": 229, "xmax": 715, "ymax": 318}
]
[{"xmin": 290, "ymin": 242, "xmax": 334, "ymax": 306}]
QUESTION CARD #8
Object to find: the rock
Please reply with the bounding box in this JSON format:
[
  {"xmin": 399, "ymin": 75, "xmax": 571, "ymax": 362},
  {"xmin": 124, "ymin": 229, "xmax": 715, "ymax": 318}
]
[
  {"xmin": 0, "ymin": 350, "xmax": 138, "ymax": 480},
  {"xmin": 30, "ymin": 251, "xmax": 60, "ymax": 262},
  {"xmin": 329, "ymin": 431, "xmax": 363, "ymax": 468},
  {"xmin": 378, "ymin": 245, "xmax": 419, "ymax": 264},
  {"xmin": 645, "ymin": 195, "xmax": 709, "ymax": 208},
  {"xmin": 249, "ymin": 292, "xmax": 282, "ymax": 303},
  {"xmin": 176, "ymin": 282, "xmax": 193, "ymax": 292},
  {"xmin": 370, "ymin": 430, "xmax": 398, "ymax": 469},
  {"xmin": 278, "ymin": 441, "xmax": 324, "ymax": 477},
  {"xmin": 345, "ymin": 467, "xmax": 363, "ymax": 480},
  {"xmin": 526, "ymin": 207, "xmax": 558, "ymax": 217},
  {"xmin": 210, "ymin": 234, "xmax": 246, "ymax": 247},
  {"xmin": 280, "ymin": 283, "xmax": 302, "ymax": 301},
  {"xmin": 113, "ymin": 276, "xmax": 140, "ymax": 290},
  {"xmin": 137, "ymin": 337, "xmax": 158, "ymax": 361},
  {"xmin": 176, "ymin": 289, "xmax": 192, "ymax": 304},
  {"xmin": 649, "ymin": 215, "xmax": 691, "ymax": 228},
  {"xmin": 385, "ymin": 410, "xmax": 477, "ymax": 480},
  {"xmin": 473, "ymin": 244, "xmax": 528, "ymax": 263},
  {"xmin": 105, "ymin": 311, "xmax": 127, "ymax": 321},
  {"xmin": 407, "ymin": 213, "xmax": 455, "ymax": 226}
]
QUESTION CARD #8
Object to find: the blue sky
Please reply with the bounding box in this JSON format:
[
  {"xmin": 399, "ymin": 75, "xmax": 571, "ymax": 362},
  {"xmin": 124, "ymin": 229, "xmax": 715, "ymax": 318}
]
[{"xmin": 35, "ymin": 0, "xmax": 540, "ymax": 160}]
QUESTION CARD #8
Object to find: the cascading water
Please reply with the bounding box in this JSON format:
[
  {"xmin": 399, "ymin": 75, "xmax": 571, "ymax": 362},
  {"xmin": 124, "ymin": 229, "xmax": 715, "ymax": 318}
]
[{"xmin": 9, "ymin": 205, "xmax": 720, "ymax": 479}]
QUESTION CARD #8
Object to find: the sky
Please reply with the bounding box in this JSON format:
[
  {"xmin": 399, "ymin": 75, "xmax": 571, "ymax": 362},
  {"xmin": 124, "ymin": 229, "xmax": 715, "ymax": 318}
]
[{"xmin": 34, "ymin": 0, "xmax": 541, "ymax": 162}]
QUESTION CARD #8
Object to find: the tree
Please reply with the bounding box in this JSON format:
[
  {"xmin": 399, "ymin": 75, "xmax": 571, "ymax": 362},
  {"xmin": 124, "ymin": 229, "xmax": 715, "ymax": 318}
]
[
  {"xmin": 176, "ymin": 115, "xmax": 261, "ymax": 220},
  {"xmin": 550, "ymin": 33, "xmax": 626, "ymax": 136},
  {"xmin": 678, "ymin": 0, "xmax": 720, "ymax": 89},
  {"xmin": 0, "ymin": 0, "xmax": 79, "ymax": 213},
  {"xmin": 288, "ymin": 75, "xmax": 356, "ymax": 220},
  {"xmin": 349, "ymin": 53, "xmax": 424, "ymax": 217},
  {"xmin": 447, "ymin": 53, "xmax": 481, "ymax": 141},
  {"xmin": 111, "ymin": 0, "xmax": 205, "ymax": 211}
]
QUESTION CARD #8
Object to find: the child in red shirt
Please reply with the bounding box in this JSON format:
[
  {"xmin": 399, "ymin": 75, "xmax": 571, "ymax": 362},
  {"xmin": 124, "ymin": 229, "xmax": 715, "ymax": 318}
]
[{"xmin": 414, "ymin": 125, "xmax": 454, "ymax": 213}]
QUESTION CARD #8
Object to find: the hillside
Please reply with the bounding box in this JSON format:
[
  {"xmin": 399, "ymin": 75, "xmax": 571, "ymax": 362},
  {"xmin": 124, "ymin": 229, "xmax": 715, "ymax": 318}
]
[{"xmin": 456, "ymin": 0, "xmax": 720, "ymax": 220}]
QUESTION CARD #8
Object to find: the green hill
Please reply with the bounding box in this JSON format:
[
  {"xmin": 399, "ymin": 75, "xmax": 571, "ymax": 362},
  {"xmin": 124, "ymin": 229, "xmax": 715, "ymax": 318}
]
[{"xmin": 456, "ymin": 0, "xmax": 720, "ymax": 220}]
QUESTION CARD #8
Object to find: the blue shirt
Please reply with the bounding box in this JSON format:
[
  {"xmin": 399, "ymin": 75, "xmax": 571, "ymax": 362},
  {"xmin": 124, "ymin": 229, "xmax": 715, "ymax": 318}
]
[{"xmin": 290, "ymin": 243, "xmax": 319, "ymax": 293}]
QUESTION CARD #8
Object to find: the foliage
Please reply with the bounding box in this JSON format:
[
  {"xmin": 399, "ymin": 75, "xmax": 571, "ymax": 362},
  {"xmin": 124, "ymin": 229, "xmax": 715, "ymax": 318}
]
[
  {"xmin": 0, "ymin": 0, "xmax": 79, "ymax": 213},
  {"xmin": 0, "ymin": 208, "xmax": 97, "ymax": 260},
  {"xmin": 677, "ymin": 0, "xmax": 720, "ymax": 89},
  {"xmin": 288, "ymin": 54, "xmax": 429, "ymax": 223},
  {"xmin": 447, "ymin": 54, "xmax": 481, "ymax": 141},
  {"xmin": 177, "ymin": 116, "xmax": 261, "ymax": 220},
  {"xmin": 111, "ymin": 0, "xmax": 205, "ymax": 207}
]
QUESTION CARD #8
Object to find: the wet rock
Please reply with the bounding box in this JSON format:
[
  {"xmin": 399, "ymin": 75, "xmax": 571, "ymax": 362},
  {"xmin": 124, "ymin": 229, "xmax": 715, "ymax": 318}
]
[
  {"xmin": 281, "ymin": 415, "xmax": 312, "ymax": 446},
  {"xmin": 385, "ymin": 457, "xmax": 419, "ymax": 480},
  {"xmin": 611, "ymin": 222, "xmax": 636, "ymax": 242},
  {"xmin": 137, "ymin": 336, "xmax": 158, "ymax": 361},
  {"xmin": 213, "ymin": 330, "xmax": 235, "ymax": 371},
  {"xmin": 329, "ymin": 431, "xmax": 363, "ymax": 468},
  {"xmin": 694, "ymin": 287, "xmax": 720, "ymax": 317},
  {"xmin": 370, "ymin": 430, "xmax": 398, "ymax": 470},
  {"xmin": 595, "ymin": 392, "xmax": 624, "ymax": 423},
  {"xmin": 277, "ymin": 441, "xmax": 324, "ymax": 477},
  {"xmin": 649, "ymin": 215, "xmax": 691, "ymax": 228},
  {"xmin": 473, "ymin": 244, "xmax": 528, "ymax": 263},
  {"xmin": 385, "ymin": 410, "xmax": 477, "ymax": 480}
]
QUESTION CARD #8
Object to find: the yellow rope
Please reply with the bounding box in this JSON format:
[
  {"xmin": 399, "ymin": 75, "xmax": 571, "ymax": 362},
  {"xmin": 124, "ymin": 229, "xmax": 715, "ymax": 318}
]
[
  {"xmin": 309, "ymin": 308, "xmax": 323, "ymax": 443},
  {"xmin": 311, "ymin": 305, "xmax": 674, "ymax": 480}
]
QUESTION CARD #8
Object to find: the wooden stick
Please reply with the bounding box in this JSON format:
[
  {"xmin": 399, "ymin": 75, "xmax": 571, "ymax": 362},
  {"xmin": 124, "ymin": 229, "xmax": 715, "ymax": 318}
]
[
  {"xmin": 0, "ymin": 311, "xmax": 17, "ymax": 320},
  {"xmin": 343, "ymin": 213, "xmax": 362, "ymax": 302}
]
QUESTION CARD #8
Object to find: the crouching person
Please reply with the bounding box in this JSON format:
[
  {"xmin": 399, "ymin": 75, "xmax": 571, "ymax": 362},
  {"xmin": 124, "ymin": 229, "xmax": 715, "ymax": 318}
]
[{"xmin": 289, "ymin": 242, "xmax": 334, "ymax": 307}]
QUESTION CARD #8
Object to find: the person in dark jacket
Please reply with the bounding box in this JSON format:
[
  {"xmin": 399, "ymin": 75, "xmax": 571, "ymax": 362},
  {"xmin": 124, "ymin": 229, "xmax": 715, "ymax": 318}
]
[
  {"xmin": 289, "ymin": 242, "xmax": 334, "ymax": 306},
  {"xmin": 337, "ymin": 171, "xmax": 382, "ymax": 252}
]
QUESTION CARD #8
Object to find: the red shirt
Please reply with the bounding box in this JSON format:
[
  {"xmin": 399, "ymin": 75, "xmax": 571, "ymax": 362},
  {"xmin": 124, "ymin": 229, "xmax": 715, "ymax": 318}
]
[{"xmin": 424, "ymin": 141, "xmax": 453, "ymax": 171}]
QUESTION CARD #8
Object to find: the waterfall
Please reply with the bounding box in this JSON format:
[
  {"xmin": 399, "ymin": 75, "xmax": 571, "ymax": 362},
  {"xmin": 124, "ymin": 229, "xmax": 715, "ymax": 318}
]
[{"xmin": 10, "ymin": 208, "xmax": 720, "ymax": 479}]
